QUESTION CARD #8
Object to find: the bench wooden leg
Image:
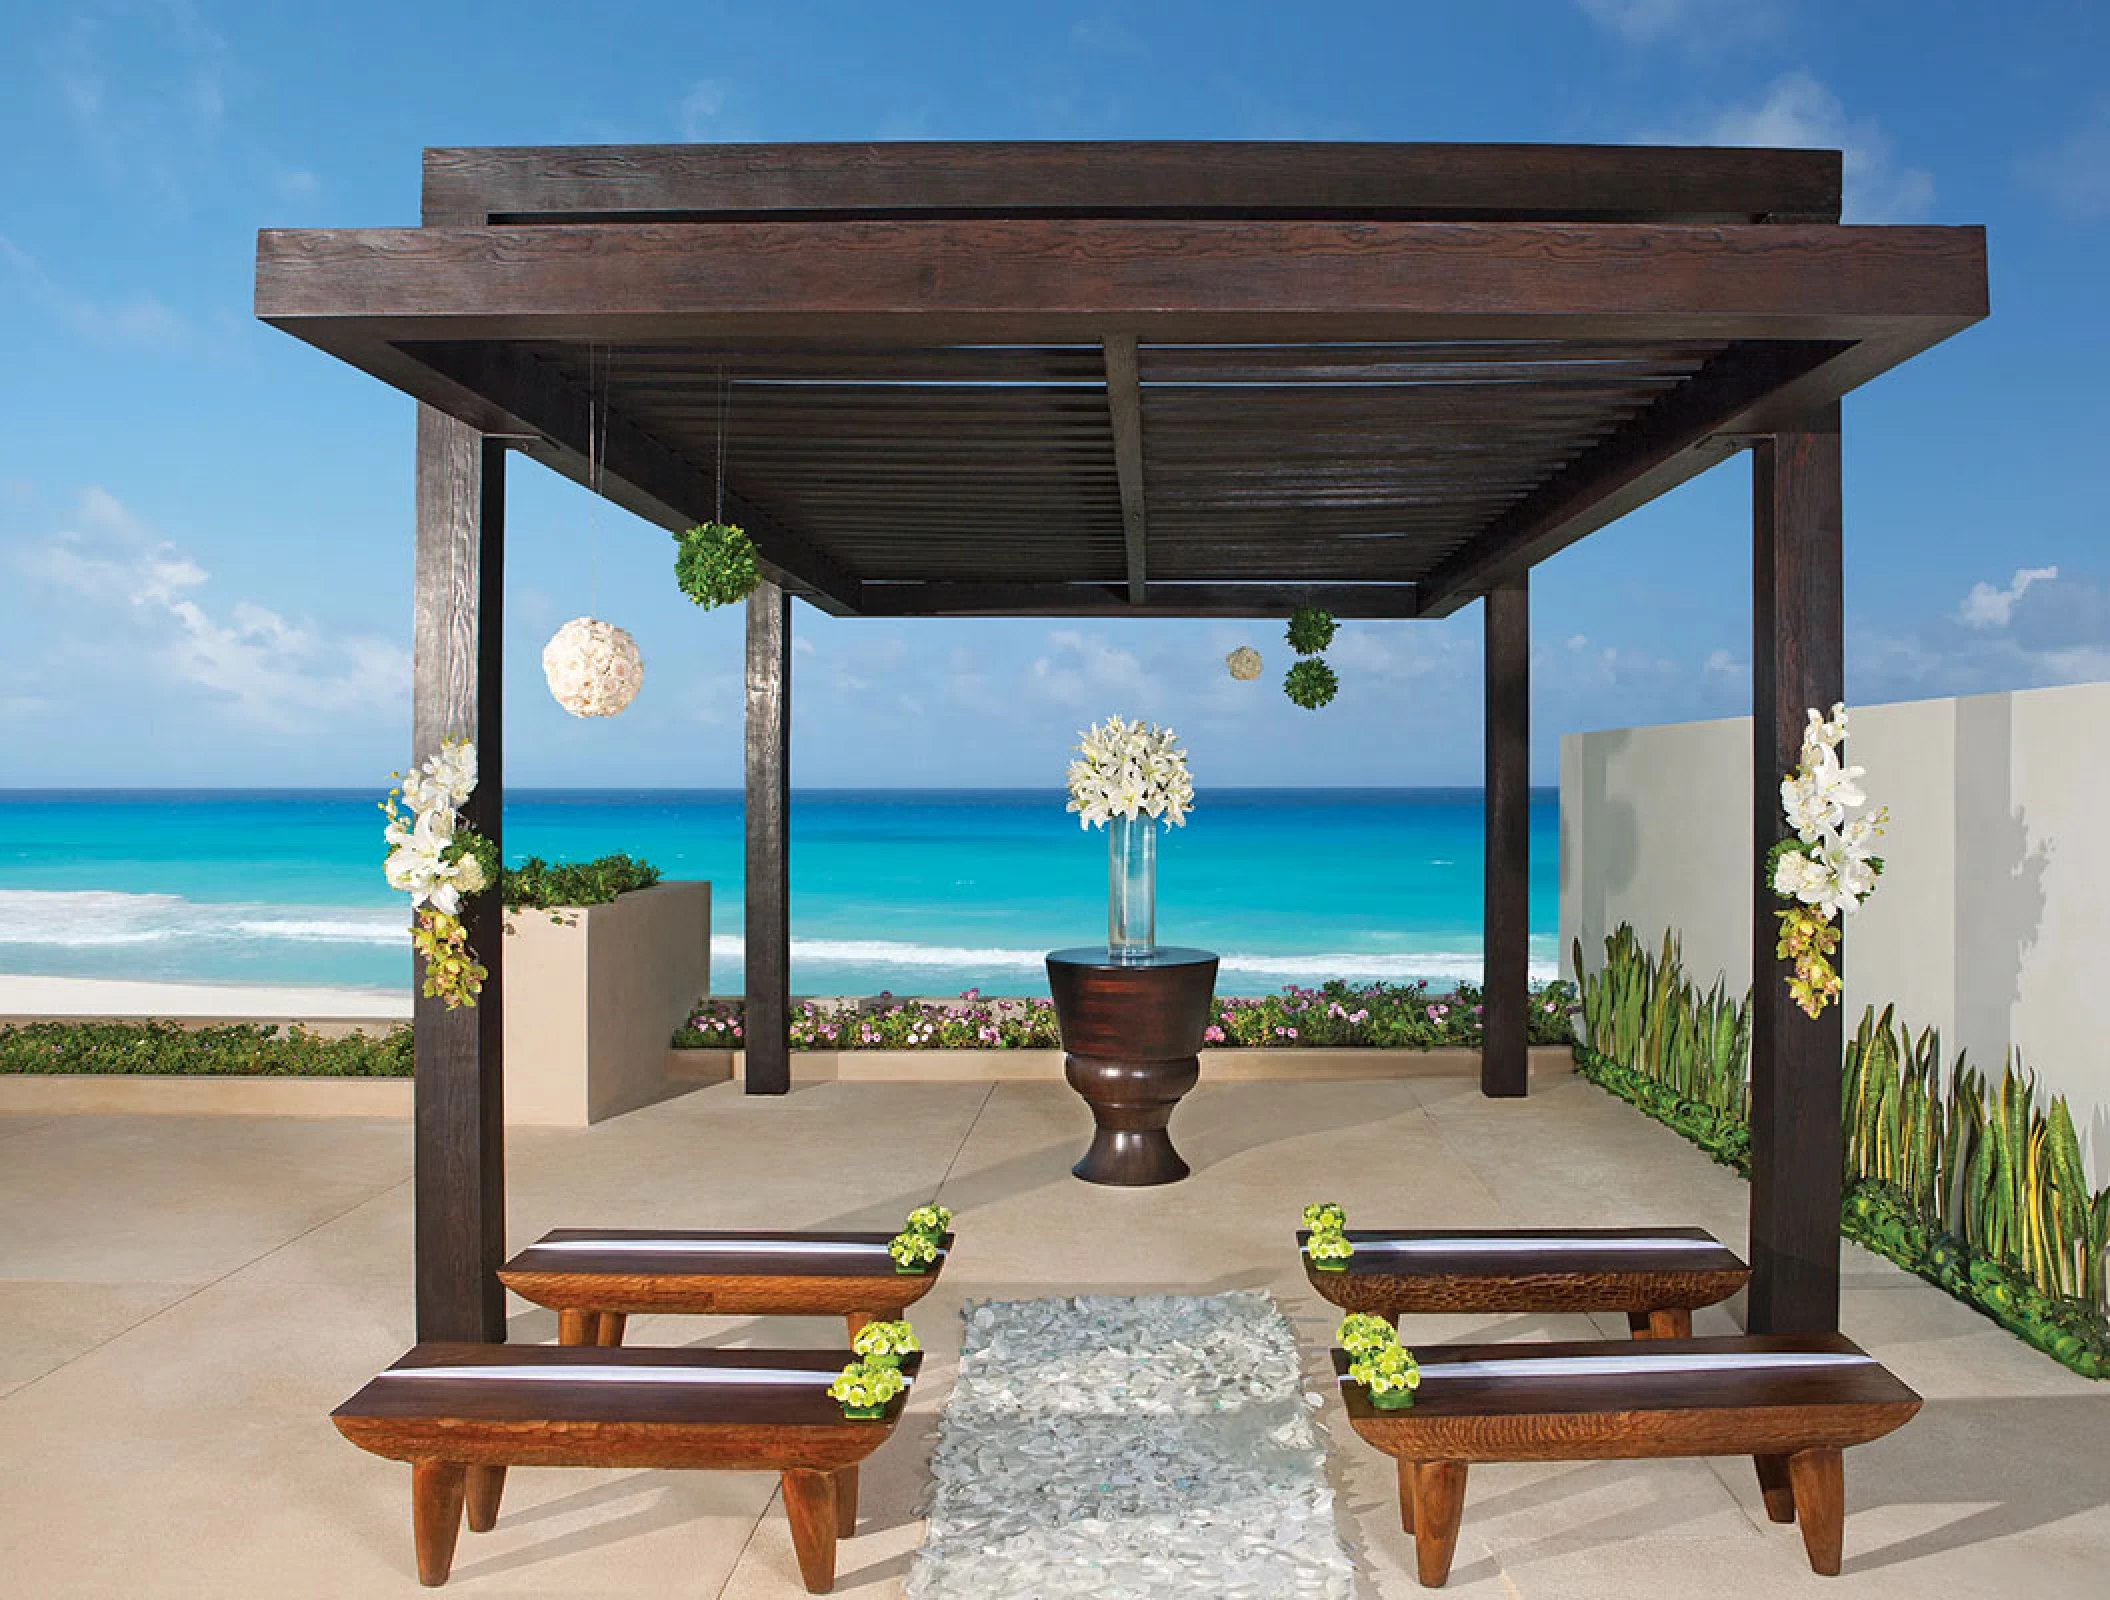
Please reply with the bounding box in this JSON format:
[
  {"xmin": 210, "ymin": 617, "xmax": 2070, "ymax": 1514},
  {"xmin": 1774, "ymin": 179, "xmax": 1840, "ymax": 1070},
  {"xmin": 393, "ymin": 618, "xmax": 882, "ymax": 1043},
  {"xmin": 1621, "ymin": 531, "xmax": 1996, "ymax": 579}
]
[
  {"xmin": 1753, "ymin": 1454, "xmax": 1797, "ymax": 1523},
  {"xmin": 465, "ymin": 1465, "xmax": 507, "ymax": 1533},
  {"xmin": 1411, "ymin": 1461, "xmax": 1468, "ymax": 1587},
  {"xmin": 1628, "ymin": 1308, "xmax": 1692, "ymax": 1339},
  {"xmin": 1396, "ymin": 1457, "xmax": 1416, "ymax": 1533},
  {"xmin": 780, "ymin": 1469, "xmax": 839, "ymax": 1594},
  {"xmin": 1787, "ymin": 1447, "xmax": 1845, "ymax": 1576},
  {"xmin": 833, "ymin": 1464, "xmax": 859, "ymax": 1538},
  {"xmin": 595, "ymin": 1313, "xmax": 628, "ymax": 1347},
  {"xmin": 411, "ymin": 1460, "xmax": 467, "ymax": 1587},
  {"xmin": 844, "ymin": 1311, "xmax": 873, "ymax": 1341},
  {"xmin": 557, "ymin": 1309, "xmax": 593, "ymax": 1346}
]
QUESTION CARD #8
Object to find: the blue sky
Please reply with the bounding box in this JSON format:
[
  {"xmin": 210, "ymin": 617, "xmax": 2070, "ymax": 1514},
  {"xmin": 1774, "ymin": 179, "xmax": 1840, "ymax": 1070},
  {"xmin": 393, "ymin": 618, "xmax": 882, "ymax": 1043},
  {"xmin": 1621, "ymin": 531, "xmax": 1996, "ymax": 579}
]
[{"xmin": 1, "ymin": 0, "xmax": 2104, "ymax": 789}]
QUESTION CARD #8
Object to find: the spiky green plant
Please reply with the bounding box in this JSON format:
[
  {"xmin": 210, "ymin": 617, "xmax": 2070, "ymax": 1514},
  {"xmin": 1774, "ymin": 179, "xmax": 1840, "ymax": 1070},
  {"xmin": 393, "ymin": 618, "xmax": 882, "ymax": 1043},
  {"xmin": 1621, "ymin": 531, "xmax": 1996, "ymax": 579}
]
[{"xmin": 1576, "ymin": 922, "xmax": 2110, "ymax": 1368}]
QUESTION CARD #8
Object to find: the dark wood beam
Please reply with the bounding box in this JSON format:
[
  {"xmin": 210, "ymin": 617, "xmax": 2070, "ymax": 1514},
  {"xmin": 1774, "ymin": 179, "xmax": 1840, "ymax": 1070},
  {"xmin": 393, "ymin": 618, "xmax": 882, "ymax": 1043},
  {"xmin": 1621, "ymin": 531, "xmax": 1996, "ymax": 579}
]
[
  {"xmin": 1414, "ymin": 341, "xmax": 1851, "ymax": 617},
  {"xmin": 422, "ymin": 142, "xmax": 1842, "ymax": 226},
  {"xmin": 855, "ymin": 581, "xmax": 1422, "ymax": 619},
  {"xmin": 407, "ymin": 341, "xmax": 862, "ymax": 616},
  {"xmin": 255, "ymin": 219, "xmax": 1988, "ymax": 349},
  {"xmin": 1104, "ymin": 335, "xmax": 1149, "ymax": 605},
  {"xmin": 744, "ymin": 582, "xmax": 792, "ymax": 1096},
  {"xmin": 412, "ymin": 408, "xmax": 506, "ymax": 1344},
  {"xmin": 1481, "ymin": 573, "xmax": 1530, "ymax": 1099},
  {"xmin": 1748, "ymin": 405, "xmax": 1844, "ymax": 1335}
]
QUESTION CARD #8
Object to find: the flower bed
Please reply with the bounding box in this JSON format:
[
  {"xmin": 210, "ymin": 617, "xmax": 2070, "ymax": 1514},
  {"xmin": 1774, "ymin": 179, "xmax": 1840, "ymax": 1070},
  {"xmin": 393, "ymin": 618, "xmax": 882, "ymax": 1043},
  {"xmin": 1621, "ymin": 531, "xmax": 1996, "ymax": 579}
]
[
  {"xmin": 672, "ymin": 979, "xmax": 1579, "ymax": 1052},
  {"xmin": 1574, "ymin": 923, "xmax": 2110, "ymax": 1379},
  {"xmin": 0, "ymin": 1020, "xmax": 413, "ymax": 1077}
]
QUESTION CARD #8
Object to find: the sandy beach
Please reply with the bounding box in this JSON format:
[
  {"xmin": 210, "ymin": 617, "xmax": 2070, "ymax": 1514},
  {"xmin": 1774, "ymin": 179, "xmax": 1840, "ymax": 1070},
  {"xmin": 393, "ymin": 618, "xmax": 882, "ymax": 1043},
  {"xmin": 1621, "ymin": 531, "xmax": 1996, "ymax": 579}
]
[{"xmin": 0, "ymin": 973, "xmax": 411, "ymax": 1023}]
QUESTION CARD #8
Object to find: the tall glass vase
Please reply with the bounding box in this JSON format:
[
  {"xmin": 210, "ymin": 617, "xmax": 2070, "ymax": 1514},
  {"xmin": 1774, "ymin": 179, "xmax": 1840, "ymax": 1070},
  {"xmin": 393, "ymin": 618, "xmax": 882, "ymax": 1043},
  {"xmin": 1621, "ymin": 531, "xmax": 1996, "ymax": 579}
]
[{"xmin": 1107, "ymin": 814, "xmax": 1157, "ymax": 961}]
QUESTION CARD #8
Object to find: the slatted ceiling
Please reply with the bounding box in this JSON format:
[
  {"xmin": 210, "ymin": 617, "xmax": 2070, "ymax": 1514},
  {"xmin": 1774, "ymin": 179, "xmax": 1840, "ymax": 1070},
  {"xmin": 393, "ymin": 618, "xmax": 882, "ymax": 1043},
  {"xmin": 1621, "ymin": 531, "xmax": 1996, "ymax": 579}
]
[{"xmin": 508, "ymin": 335, "xmax": 1750, "ymax": 594}]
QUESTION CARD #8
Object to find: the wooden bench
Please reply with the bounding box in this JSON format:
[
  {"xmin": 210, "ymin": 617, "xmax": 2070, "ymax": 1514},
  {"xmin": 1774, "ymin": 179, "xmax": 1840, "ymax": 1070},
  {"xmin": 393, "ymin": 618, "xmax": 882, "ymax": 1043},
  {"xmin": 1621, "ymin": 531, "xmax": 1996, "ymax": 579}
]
[
  {"xmin": 1331, "ymin": 1332, "xmax": 1919, "ymax": 1585},
  {"xmin": 333, "ymin": 1343, "xmax": 920, "ymax": 1592},
  {"xmin": 498, "ymin": 1228, "xmax": 953, "ymax": 1347},
  {"xmin": 1300, "ymin": 1225, "xmax": 1750, "ymax": 1339}
]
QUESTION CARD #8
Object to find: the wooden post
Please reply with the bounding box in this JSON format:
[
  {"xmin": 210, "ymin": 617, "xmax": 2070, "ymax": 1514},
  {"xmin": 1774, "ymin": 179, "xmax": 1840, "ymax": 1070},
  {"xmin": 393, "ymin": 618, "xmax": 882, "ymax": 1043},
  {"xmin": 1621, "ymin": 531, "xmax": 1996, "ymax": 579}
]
[
  {"xmin": 411, "ymin": 405, "xmax": 507, "ymax": 1344},
  {"xmin": 1749, "ymin": 405, "xmax": 1844, "ymax": 1334},
  {"xmin": 1482, "ymin": 572, "xmax": 1530, "ymax": 1098},
  {"xmin": 745, "ymin": 581, "xmax": 792, "ymax": 1095}
]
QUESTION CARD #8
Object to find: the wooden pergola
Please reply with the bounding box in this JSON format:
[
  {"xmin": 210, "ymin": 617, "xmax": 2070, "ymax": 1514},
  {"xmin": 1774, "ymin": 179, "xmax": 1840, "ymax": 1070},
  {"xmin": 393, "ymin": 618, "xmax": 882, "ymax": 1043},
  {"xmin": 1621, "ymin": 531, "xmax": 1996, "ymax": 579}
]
[{"xmin": 254, "ymin": 142, "xmax": 1986, "ymax": 1350}]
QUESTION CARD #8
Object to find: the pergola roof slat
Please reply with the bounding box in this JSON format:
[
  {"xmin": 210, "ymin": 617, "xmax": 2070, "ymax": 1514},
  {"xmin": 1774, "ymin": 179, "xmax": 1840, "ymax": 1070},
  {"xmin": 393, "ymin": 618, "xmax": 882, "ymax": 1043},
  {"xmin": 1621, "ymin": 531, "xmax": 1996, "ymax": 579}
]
[{"xmin": 258, "ymin": 142, "xmax": 1985, "ymax": 618}]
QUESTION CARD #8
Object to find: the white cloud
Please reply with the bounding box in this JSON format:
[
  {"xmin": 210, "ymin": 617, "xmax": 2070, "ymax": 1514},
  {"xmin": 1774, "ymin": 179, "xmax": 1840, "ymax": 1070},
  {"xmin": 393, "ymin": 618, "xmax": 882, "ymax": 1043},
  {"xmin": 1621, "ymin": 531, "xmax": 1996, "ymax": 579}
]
[
  {"xmin": 1027, "ymin": 629, "xmax": 1155, "ymax": 714},
  {"xmin": 1961, "ymin": 566, "xmax": 2059, "ymax": 629},
  {"xmin": 1698, "ymin": 71, "xmax": 1933, "ymax": 223},
  {"xmin": 0, "ymin": 233, "xmax": 197, "ymax": 354},
  {"xmin": 2025, "ymin": 102, "xmax": 2110, "ymax": 222},
  {"xmin": 1576, "ymin": 0, "xmax": 1784, "ymax": 49},
  {"xmin": 679, "ymin": 79, "xmax": 729, "ymax": 140},
  {"xmin": 41, "ymin": 2, "xmax": 230, "ymax": 194},
  {"xmin": 17, "ymin": 488, "xmax": 410, "ymax": 731}
]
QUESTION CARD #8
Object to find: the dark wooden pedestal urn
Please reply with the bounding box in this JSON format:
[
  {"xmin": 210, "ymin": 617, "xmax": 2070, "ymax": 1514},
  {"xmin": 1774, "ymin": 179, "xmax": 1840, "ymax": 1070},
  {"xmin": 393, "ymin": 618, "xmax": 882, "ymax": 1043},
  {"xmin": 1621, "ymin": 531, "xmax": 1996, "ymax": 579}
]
[{"xmin": 1045, "ymin": 946, "xmax": 1219, "ymax": 1186}]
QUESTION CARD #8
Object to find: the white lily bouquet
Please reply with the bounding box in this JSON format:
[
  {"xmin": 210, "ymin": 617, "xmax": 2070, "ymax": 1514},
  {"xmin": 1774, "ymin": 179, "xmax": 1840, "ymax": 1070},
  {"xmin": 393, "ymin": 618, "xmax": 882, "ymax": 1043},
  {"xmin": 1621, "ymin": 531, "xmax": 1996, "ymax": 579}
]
[
  {"xmin": 1770, "ymin": 704, "xmax": 1887, "ymax": 1018},
  {"xmin": 1065, "ymin": 715, "xmax": 1194, "ymax": 829},
  {"xmin": 380, "ymin": 738, "xmax": 497, "ymax": 1009},
  {"xmin": 830, "ymin": 1318, "xmax": 919, "ymax": 1418}
]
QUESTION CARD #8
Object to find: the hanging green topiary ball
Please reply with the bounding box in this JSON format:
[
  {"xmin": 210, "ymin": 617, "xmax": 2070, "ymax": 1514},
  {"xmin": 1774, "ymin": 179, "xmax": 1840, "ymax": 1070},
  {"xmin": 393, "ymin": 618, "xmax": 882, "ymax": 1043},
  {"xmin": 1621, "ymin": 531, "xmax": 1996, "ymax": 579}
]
[
  {"xmin": 1285, "ymin": 606, "xmax": 1338, "ymax": 656},
  {"xmin": 673, "ymin": 522, "xmax": 762, "ymax": 609},
  {"xmin": 1284, "ymin": 658, "xmax": 1339, "ymax": 710}
]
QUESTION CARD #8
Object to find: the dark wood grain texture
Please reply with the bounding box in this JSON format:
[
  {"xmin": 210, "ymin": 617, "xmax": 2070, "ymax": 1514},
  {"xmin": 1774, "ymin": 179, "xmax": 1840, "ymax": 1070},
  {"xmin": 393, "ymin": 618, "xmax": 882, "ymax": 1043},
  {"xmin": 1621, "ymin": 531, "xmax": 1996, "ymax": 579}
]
[
  {"xmin": 1331, "ymin": 1334, "xmax": 1917, "ymax": 1584},
  {"xmin": 745, "ymin": 583, "xmax": 792, "ymax": 1095},
  {"xmin": 257, "ymin": 219, "xmax": 1988, "ymax": 342},
  {"xmin": 422, "ymin": 141, "xmax": 1842, "ymax": 226},
  {"xmin": 411, "ymin": 410, "xmax": 506, "ymax": 1345},
  {"xmin": 334, "ymin": 1345, "xmax": 920, "ymax": 1591},
  {"xmin": 1103, "ymin": 334, "xmax": 1149, "ymax": 603},
  {"xmin": 1749, "ymin": 408, "xmax": 1845, "ymax": 1335},
  {"xmin": 1482, "ymin": 573, "xmax": 1530, "ymax": 1097},
  {"xmin": 1298, "ymin": 1226, "xmax": 1750, "ymax": 1318},
  {"xmin": 498, "ymin": 1229, "xmax": 951, "ymax": 1326},
  {"xmin": 1047, "ymin": 947, "xmax": 1218, "ymax": 1185}
]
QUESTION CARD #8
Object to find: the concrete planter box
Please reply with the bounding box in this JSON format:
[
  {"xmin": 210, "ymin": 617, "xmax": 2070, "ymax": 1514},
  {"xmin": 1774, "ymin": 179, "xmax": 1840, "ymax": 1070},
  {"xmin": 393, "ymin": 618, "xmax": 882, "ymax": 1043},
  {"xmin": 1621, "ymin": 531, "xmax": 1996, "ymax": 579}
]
[
  {"xmin": 503, "ymin": 881, "xmax": 711, "ymax": 1126},
  {"xmin": 691, "ymin": 1043, "xmax": 1574, "ymax": 1086},
  {"xmin": 0, "ymin": 1074, "xmax": 413, "ymax": 1117}
]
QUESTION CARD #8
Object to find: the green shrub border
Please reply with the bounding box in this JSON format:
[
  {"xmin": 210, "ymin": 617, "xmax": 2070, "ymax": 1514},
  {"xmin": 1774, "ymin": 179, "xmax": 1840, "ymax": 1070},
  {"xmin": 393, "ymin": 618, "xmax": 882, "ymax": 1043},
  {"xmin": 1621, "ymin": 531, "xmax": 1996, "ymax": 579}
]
[
  {"xmin": 1574, "ymin": 1045, "xmax": 2110, "ymax": 1379},
  {"xmin": 502, "ymin": 853, "xmax": 661, "ymax": 912},
  {"xmin": 0, "ymin": 1020, "xmax": 414, "ymax": 1078}
]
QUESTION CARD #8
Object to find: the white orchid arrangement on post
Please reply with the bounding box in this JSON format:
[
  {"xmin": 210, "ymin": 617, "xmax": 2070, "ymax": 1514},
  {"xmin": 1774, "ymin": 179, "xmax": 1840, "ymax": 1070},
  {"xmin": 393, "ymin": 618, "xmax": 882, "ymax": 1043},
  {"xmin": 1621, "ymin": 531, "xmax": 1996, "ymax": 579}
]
[
  {"xmin": 381, "ymin": 738, "xmax": 498, "ymax": 1010},
  {"xmin": 1770, "ymin": 703, "xmax": 1887, "ymax": 1019},
  {"xmin": 1064, "ymin": 715, "xmax": 1194, "ymax": 829}
]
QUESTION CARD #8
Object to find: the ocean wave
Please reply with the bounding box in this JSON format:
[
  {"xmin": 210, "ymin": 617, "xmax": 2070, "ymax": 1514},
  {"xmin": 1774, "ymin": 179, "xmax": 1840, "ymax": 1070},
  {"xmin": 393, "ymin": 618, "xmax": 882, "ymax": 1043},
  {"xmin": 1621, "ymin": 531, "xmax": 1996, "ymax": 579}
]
[
  {"xmin": 711, "ymin": 935, "xmax": 1556, "ymax": 985},
  {"xmin": 0, "ymin": 889, "xmax": 403, "ymax": 949}
]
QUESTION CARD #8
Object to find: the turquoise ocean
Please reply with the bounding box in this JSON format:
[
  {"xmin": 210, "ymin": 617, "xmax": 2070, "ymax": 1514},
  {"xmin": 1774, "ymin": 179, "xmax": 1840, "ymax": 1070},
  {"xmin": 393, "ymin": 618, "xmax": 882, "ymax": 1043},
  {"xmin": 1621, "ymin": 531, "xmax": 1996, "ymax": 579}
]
[{"xmin": 0, "ymin": 789, "xmax": 1558, "ymax": 999}]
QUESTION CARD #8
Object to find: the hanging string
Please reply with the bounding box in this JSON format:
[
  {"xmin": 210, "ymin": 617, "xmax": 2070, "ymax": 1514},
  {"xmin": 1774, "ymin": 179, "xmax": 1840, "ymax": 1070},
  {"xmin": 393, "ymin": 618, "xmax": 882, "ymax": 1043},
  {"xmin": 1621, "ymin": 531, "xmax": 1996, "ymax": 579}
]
[{"xmin": 715, "ymin": 363, "xmax": 729, "ymax": 527}]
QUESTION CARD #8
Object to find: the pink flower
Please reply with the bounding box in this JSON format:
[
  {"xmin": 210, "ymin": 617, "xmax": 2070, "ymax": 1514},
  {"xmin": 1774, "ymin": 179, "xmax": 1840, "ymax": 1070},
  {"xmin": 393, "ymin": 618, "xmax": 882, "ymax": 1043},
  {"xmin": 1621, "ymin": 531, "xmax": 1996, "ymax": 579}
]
[{"xmin": 1204, "ymin": 1025, "xmax": 1225, "ymax": 1043}]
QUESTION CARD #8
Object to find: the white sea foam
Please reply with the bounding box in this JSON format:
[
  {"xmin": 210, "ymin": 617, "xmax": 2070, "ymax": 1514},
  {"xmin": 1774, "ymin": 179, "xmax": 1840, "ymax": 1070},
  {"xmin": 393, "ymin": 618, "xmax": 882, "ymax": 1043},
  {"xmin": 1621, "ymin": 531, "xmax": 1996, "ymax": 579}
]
[
  {"xmin": 709, "ymin": 935, "xmax": 1556, "ymax": 985},
  {"xmin": 0, "ymin": 890, "xmax": 403, "ymax": 949}
]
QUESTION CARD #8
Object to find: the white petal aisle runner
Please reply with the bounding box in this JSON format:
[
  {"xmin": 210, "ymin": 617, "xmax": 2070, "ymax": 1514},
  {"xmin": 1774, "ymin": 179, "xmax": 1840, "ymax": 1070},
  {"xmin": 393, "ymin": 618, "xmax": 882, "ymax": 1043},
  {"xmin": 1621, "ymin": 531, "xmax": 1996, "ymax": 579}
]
[{"xmin": 906, "ymin": 1292, "xmax": 1355, "ymax": 1600}]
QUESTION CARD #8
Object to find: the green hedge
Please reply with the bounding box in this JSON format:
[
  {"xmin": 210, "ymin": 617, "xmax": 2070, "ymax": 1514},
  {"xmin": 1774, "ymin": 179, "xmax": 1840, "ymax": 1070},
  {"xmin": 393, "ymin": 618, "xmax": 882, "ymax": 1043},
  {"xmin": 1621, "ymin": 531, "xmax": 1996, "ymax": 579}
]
[
  {"xmin": 1573, "ymin": 922, "xmax": 2110, "ymax": 1379},
  {"xmin": 0, "ymin": 1020, "xmax": 414, "ymax": 1078},
  {"xmin": 502, "ymin": 853, "xmax": 660, "ymax": 911}
]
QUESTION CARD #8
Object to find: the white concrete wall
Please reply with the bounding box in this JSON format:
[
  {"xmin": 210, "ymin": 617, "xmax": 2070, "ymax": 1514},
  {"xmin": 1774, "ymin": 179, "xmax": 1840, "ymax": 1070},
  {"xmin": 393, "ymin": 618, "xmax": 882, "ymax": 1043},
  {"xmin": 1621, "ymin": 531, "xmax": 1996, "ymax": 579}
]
[
  {"xmin": 502, "ymin": 881, "xmax": 711, "ymax": 1126},
  {"xmin": 1561, "ymin": 682, "xmax": 2110, "ymax": 1184}
]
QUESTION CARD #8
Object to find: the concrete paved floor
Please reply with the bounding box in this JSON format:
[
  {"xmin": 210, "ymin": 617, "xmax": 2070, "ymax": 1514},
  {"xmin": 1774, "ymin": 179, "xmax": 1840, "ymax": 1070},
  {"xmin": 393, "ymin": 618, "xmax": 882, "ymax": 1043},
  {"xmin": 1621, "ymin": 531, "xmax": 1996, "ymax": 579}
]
[{"xmin": 1, "ymin": 1073, "xmax": 2104, "ymax": 1598}]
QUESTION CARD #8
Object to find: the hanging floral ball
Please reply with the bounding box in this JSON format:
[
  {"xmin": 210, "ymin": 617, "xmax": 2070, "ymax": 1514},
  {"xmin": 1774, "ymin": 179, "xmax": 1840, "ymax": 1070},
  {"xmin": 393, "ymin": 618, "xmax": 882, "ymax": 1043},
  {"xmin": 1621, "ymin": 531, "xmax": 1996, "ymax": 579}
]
[
  {"xmin": 542, "ymin": 618, "xmax": 643, "ymax": 718},
  {"xmin": 1226, "ymin": 646, "xmax": 1263, "ymax": 682}
]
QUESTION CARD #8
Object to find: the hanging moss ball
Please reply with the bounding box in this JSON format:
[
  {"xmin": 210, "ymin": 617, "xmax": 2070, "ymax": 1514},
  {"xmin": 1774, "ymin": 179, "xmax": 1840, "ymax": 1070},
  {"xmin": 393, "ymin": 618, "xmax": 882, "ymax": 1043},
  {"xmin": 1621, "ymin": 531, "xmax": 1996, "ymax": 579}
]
[
  {"xmin": 1285, "ymin": 606, "xmax": 1338, "ymax": 655},
  {"xmin": 1284, "ymin": 658, "xmax": 1339, "ymax": 710}
]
